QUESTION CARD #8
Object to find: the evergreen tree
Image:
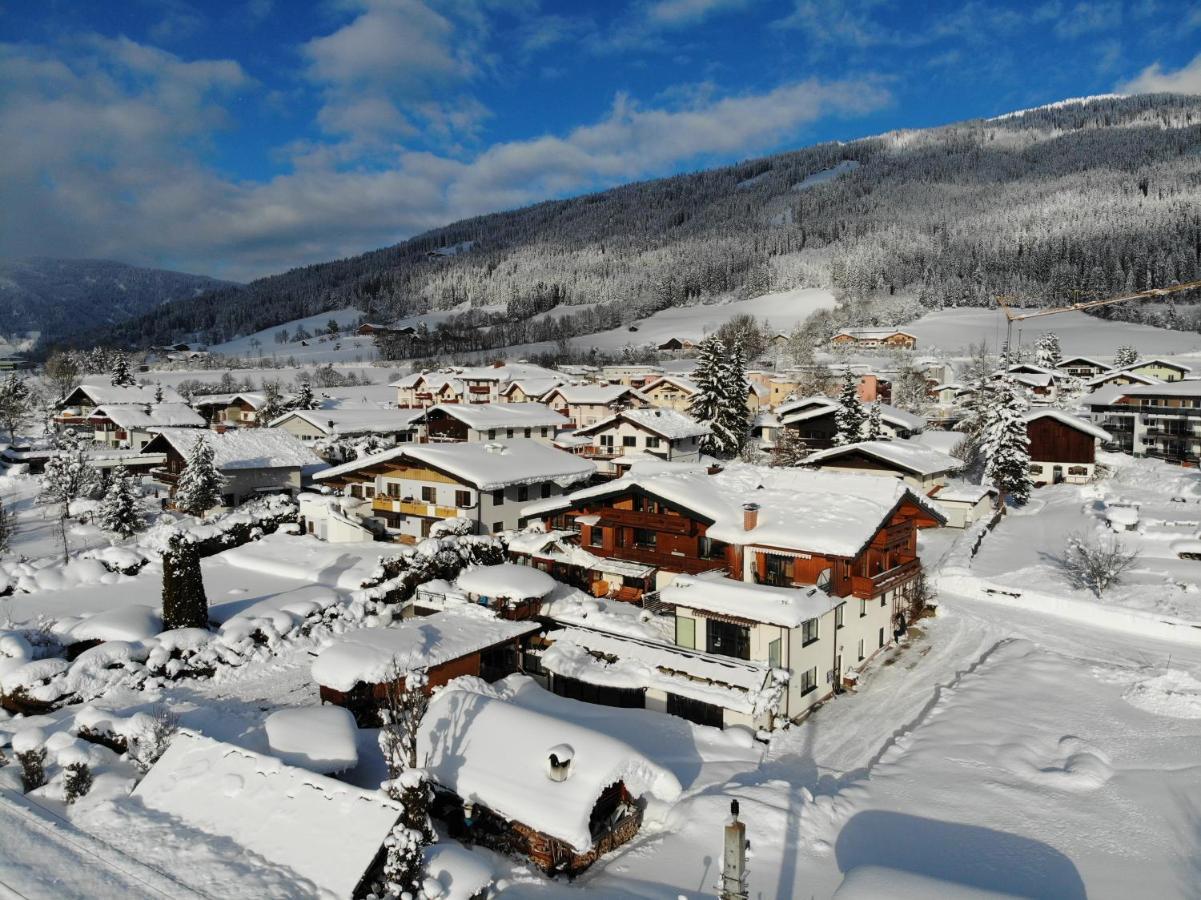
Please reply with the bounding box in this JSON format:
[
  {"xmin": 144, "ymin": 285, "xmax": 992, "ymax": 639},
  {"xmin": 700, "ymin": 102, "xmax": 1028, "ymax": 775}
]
[
  {"xmin": 98, "ymin": 467, "xmax": 142, "ymax": 539},
  {"xmin": 175, "ymin": 437, "xmax": 224, "ymax": 517},
  {"xmin": 258, "ymin": 379, "xmax": 287, "ymax": 425},
  {"xmin": 713, "ymin": 338, "xmax": 750, "ymax": 457},
  {"xmin": 1114, "ymin": 345, "xmax": 1139, "ymax": 368},
  {"xmin": 292, "ymin": 376, "xmax": 318, "ymax": 410},
  {"xmin": 0, "ymin": 374, "xmax": 33, "ymax": 441},
  {"xmin": 154, "ymin": 383, "xmax": 164, "ymax": 404},
  {"xmin": 689, "ymin": 336, "xmax": 730, "ymax": 456},
  {"xmin": 834, "ymin": 370, "xmax": 866, "ymax": 445},
  {"xmin": 1034, "ymin": 332, "xmax": 1061, "ymax": 368},
  {"xmin": 375, "ymin": 667, "xmax": 435, "ymax": 899},
  {"xmin": 980, "ymin": 379, "xmax": 1031, "ymax": 507},
  {"xmin": 0, "ymin": 495, "xmax": 11, "ymax": 554},
  {"xmin": 161, "ymin": 531, "xmax": 209, "ymax": 630},
  {"xmin": 771, "ymin": 427, "xmax": 810, "ymax": 467},
  {"xmin": 865, "ymin": 401, "xmax": 884, "ymax": 441},
  {"xmin": 109, "ymin": 353, "xmax": 136, "ymax": 387}
]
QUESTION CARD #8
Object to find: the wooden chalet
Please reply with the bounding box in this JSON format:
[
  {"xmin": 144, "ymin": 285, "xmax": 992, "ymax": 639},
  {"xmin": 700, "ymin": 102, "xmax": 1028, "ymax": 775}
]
[
  {"xmin": 1023, "ymin": 410, "xmax": 1111, "ymax": 485},
  {"xmin": 830, "ymin": 328, "xmax": 917, "ymax": 350}
]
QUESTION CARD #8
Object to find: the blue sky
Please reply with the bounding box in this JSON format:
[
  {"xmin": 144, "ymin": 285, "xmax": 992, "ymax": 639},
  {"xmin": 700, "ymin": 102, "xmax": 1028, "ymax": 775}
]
[{"xmin": 2, "ymin": 0, "xmax": 1199, "ymax": 282}]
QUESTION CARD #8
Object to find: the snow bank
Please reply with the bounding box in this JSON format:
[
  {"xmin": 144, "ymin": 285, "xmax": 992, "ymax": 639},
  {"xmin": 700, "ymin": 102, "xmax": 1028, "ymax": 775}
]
[
  {"xmin": 265, "ymin": 706, "xmax": 359, "ymax": 774},
  {"xmin": 1122, "ymin": 670, "xmax": 1201, "ymax": 719},
  {"xmin": 56, "ymin": 605, "xmax": 162, "ymax": 644}
]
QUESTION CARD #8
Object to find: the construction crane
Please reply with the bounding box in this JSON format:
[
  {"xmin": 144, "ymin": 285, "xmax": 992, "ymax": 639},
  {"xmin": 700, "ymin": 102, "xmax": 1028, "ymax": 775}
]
[{"xmin": 996, "ymin": 279, "xmax": 1201, "ymax": 354}]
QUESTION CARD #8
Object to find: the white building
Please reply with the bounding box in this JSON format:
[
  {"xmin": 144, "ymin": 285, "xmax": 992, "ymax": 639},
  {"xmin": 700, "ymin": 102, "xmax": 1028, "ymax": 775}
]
[
  {"xmin": 270, "ymin": 407, "xmax": 424, "ymax": 445},
  {"xmin": 540, "ymin": 384, "xmax": 650, "ymax": 428},
  {"xmin": 801, "ymin": 439, "xmax": 963, "ymax": 494},
  {"xmin": 87, "ymin": 403, "xmax": 205, "ymax": 449},
  {"xmin": 422, "ymin": 402, "xmax": 568, "ymax": 444},
  {"xmin": 572, "ymin": 407, "xmax": 710, "ymax": 474}
]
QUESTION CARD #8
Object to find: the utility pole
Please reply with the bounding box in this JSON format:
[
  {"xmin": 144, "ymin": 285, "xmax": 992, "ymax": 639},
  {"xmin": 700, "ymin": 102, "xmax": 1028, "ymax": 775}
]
[{"xmin": 720, "ymin": 799, "xmax": 749, "ymax": 900}]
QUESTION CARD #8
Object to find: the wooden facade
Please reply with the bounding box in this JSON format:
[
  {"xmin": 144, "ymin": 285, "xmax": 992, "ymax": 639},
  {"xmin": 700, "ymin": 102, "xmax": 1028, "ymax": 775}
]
[{"xmin": 1026, "ymin": 417, "xmax": 1096, "ymax": 465}]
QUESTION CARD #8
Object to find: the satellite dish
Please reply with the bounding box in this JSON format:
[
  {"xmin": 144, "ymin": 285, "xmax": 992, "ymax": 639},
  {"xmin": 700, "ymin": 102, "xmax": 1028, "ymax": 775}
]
[{"xmin": 816, "ymin": 567, "xmax": 832, "ymax": 591}]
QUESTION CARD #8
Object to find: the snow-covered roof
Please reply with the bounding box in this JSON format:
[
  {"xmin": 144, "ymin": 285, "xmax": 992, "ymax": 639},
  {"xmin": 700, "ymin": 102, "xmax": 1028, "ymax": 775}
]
[
  {"xmin": 776, "ymin": 396, "xmax": 924, "ymax": 432},
  {"xmin": 1056, "ymin": 356, "xmax": 1111, "ymax": 370},
  {"xmin": 65, "ymin": 383, "xmax": 184, "ymax": 406},
  {"xmin": 500, "ymin": 377, "xmax": 564, "ymax": 398},
  {"xmin": 640, "ymin": 375, "xmax": 700, "ymax": 394},
  {"xmin": 264, "ymin": 706, "xmax": 358, "ymax": 774},
  {"xmin": 1108, "ymin": 380, "xmax": 1201, "ymax": 399},
  {"xmin": 542, "ymin": 626, "xmax": 782, "ymax": 716},
  {"xmin": 833, "ymin": 328, "xmax": 917, "ymax": 339},
  {"xmin": 1113, "ymin": 358, "xmax": 1193, "ymax": 374},
  {"xmin": 189, "ymin": 392, "xmax": 268, "ymax": 409},
  {"xmin": 89, "ymin": 403, "xmax": 205, "ymax": 429},
  {"xmin": 134, "ymin": 729, "xmax": 401, "ymax": 898},
  {"xmin": 312, "ymin": 608, "xmax": 539, "ymax": 691},
  {"xmin": 661, "ymin": 573, "xmax": 838, "ymax": 627},
  {"xmin": 576, "ymin": 407, "xmax": 710, "ymax": 440},
  {"xmin": 424, "ymin": 402, "xmax": 568, "ymax": 430},
  {"xmin": 146, "ymin": 427, "xmax": 323, "ymax": 470},
  {"xmin": 392, "ymin": 363, "xmax": 562, "ymax": 389},
  {"xmin": 270, "ymin": 407, "xmax": 424, "ymax": 436},
  {"xmin": 803, "ymin": 440, "xmax": 963, "ymax": 477},
  {"xmin": 542, "ymin": 384, "xmax": 648, "ymax": 405},
  {"xmin": 314, "ymin": 438, "xmax": 596, "ymax": 490},
  {"xmin": 537, "ymin": 462, "xmax": 944, "ymax": 558},
  {"xmin": 419, "ymin": 679, "xmax": 682, "ymax": 851},
  {"xmin": 455, "ymin": 563, "xmax": 557, "ymax": 599},
  {"xmin": 1022, "ymin": 409, "xmax": 1112, "ymax": 441},
  {"xmin": 934, "ymin": 484, "xmax": 997, "ymax": 504},
  {"xmin": 775, "ymin": 395, "xmax": 838, "ymax": 418},
  {"xmin": 1008, "ymin": 372, "xmax": 1055, "ymax": 388},
  {"xmin": 1083, "ymin": 370, "xmax": 1160, "ymax": 388}
]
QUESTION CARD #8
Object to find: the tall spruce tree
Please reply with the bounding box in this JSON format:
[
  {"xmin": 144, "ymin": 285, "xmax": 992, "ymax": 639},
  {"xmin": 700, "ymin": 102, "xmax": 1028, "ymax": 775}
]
[
  {"xmin": 0, "ymin": 374, "xmax": 33, "ymax": 442},
  {"xmin": 714, "ymin": 338, "xmax": 750, "ymax": 457},
  {"xmin": 865, "ymin": 401, "xmax": 884, "ymax": 441},
  {"xmin": 981, "ymin": 379, "xmax": 1032, "ymax": 507},
  {"xmin": 1034, "ymin": 332, "xmax": 1061, "ymax": 368},
  {"xmin": 98, "ymin": 467, "xmax": 142, "ymax": 539},
  {"xmin": 1114, "ymin": 345, "xmax": 1139, "ymax": 368},
  {"xmin": 258, "ymin": 380, "xmax": 287, "ymax": 425},
  {"xmin": 689, "ymin": 336, "xmax": 729, "ymax": 456},
  {"xmin": 161, "ymin": 531, "xmax": 209, "ymax": 630},
  {"xmin": 771, "ymin": 427, "xmax": 809, "ymax": 467},
  {"xmin": 175, "ymin": 437, "xmax": 224, "ymax": 517},
  {"xmin": 109, "ymin": 353, "xmax": 136, "ymax": 387},
  {"xmin": 0, "ymin": 494, "xmax": 11, "ymax": 554},
  {"xmin": 292, "ymin": 376, "xmax": 318, "ymax": 411},
  {"xmin": 834, "ymin": 370, "xmax": 866, "ymax": 445}
]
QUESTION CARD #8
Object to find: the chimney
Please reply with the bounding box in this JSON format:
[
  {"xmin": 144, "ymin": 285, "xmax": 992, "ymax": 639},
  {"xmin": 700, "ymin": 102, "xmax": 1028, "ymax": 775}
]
[
  {"xmin": 742, "ymin": 502, "xmax": 759, "ymax": 531},
  {"xmin": 546, "ymin": 744, "xmax": 574, "ymax": 782}
]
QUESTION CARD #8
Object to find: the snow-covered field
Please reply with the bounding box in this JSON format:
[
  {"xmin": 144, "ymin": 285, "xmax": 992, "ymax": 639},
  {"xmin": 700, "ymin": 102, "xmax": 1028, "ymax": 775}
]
[{"xmin": 906, "ymin": 307, "xmax": 1201, "ymax": 358}]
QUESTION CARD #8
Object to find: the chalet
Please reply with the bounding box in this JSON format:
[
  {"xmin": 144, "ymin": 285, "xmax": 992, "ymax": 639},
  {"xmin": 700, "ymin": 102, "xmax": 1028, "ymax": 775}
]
[
  {"xmin": 540, "ymin": 384, "xmax": 650, "ymax": 428},
  {"xmin": 499, "ymin": 377, "xmax": 564, "ymax": 403},
  {"xmin": 766, "ymin": 374, "xmax": 801, "ymax": 407},
  {"xmin": 418, "ymin": 681, "xmax": 681, "ymax": 875},
  {"xmin": 313, "ymin": 439, "xmax": 595, "ymax": 541},
  {"xmin": 421, "ymin": 402, "xmax": 567, "ymax": 444},
  {"xmin": 56, "ymin": 383, "xmax": 185, "ymax": 431},
  {"xmin": 747, "ymin": 381, "xmax": 770, "ymax": 413},
  {"xmin": 775, "ymin": 396, "xmax": 925, "ymax": 449},
  {"xmin": 312, "ymin": 608, "xmax": 539, "ymax": 724},
  {"xmin": 1086, "ymin": 370, "xmax": 1163, "ymax": 396},
  {"xmin": 142, "ymin": 427, "xmax": 322, "ymax": 509},
  {"xmin": 1056, "ymin": 356, "xmax": 1112, "ymax": 379},
  {"xmin": 1084, "ymin": 380, "xmax": 1201, "ymax": 464},
  {"xmin": 394, "ymin": 362, "xmax": 563, "ymax": 407},
  {"xmin": 269, "ymin": 407, "xmax": 424, "ymax": 446},
  {"xmin": 801, "ymin": 439, "xmax": 963, "ymax": 493},
  {"xmin": 656, "ymin": 337, "xmax": 685, "ymax": 351},
  {"xmin": 135, "ymin": 730, "xmax": 402, "ymax": 898},
  {"xmin": 993, "ymin": 364, "xmax": 1067, "ymax": 403},
  {"xmin": 392, "ymin": 372, "xmax": 468, "ymax": 407},
  {"xmin": 599, "ymin": 365, "xmax": 661, "ymax": 389},
  {"xmin": 1111, "ymin": 358, "xmax": 1192, "ymax": 383},
  {"xmin": 357, "ymin": 322, "xmax": 415, "ymax": 336},
  {"xmin": 1023, "ymin": 410, "xmax": 1112, "ymax": 485},
  {"xmin": 87, "ymin": 403, "xmax": 205, "ymax": 450},
  {"xmin": 190, "ymin": 392, "xmax": 268, "ymax": 428},
  {"xmin": 638, "ymin": 375, "xmax": 699, "ymax": 413},
  {"xmin": 572, "ymin": 408, "xmax": 710, "ymax": 474},
  {"xmin": 830, "ymin": 328, "xmax": 917, "ymax": 350},
  {"xmin": 522, "ymin": 464, "xmax": 943, "ymax": 607}
]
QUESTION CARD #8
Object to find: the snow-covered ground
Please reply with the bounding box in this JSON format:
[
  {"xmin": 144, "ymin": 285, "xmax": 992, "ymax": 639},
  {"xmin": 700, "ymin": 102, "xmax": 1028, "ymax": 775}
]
[{"xmin": 905, "ymin": 307, "xmax": 1201, "ymax": 358}]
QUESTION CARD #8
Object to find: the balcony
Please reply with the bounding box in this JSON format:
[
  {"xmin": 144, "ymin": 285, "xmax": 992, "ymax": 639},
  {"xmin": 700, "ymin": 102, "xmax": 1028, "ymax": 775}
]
[
  {"xmin": 851, "ymin": 556, "xmax": 920, "ymax": 599},
  {"xmin": 372, "ymin": 497, "xmax": 465, "ymax": 520}
]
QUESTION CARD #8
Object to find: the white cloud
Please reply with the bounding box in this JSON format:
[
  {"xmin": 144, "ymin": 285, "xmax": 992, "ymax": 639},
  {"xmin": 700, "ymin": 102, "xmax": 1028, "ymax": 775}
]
[
  {"xmin": 1118, "ymin": 52, "xmax": 1201, "ymax": 95},
  {"xmin": 644, "ymin": 0, "xmax": 750, "ymax": 27}
]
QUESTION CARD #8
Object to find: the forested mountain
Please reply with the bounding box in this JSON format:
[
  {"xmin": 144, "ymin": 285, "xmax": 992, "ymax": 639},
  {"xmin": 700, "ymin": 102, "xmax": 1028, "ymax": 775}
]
[
  {"xmin": 1, "ymin": 258, "xmax": 233, "ymax": 347},
  {"xmin": 97, "ymin": 94, "xmax": 1201, "ymax": 351}
]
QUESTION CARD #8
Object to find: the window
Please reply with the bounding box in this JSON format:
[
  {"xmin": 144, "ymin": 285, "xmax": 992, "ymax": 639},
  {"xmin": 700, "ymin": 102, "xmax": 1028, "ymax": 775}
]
[
  {"xmin": 800, "ymin": 618, "xmax": 819, "ymax": 646},
  {"xmin": 600, "ymin": 434, "xmax": 615, "ymax": 448},
  {"xmin": 622, "ymin": 435, "xmax": 637, "ymax": 448},
  {"xmin": 387, "ymin": 482, "xmax": 401, "ymax": 498},
  {"xmin": 799, "ymin": 666, "xmax": 818, "ymax": 696},
  {"xmin": 858, "ymin": 638, "xmax": 865, "ymax": 661},
  {"xmin": 364, "ymin": 486, "xmax": 375, "ymax": 499},
  {"xmin": 768, "ymin": 638, "xmax": 781, "ymax": 668},
  {"xmin": 835, "ymin": 605, "xmax": 844, "ymax": 630},
  {"xmin": 540, "ymin": 483, "xmax": 552, "ymax": 499},
  {"xmin": 859, "ymin": 597, "xmax": 867, "ymax": 618},
  {"xmin": 675, "ymin": 617, "xmax": 696, "ymax": 649},
  {"xmin": 633, "ymin": 528, "xmax": 656, "ymax": 549},
  {"xmin": 487, "ymin": 429, "xmax": 496, "ymax": 440},
  {"xmin": 879, "ymin": 627, "xmax": 885, "ymax": 649},
  {"xmin": 763, "ymin": 554, "xmax": 791, "ymax": 587},
  {"xmin": 517, "ymin": 485, "xmax": 529, "ymax": 502},
  {"xmin": 588, "ymin": 526, "xmax": 603, "ymax": 548},
  {"xmin": 706, "ymin": 619, "xmax": 750, "ymax": 660},
  {"xmin": 455, "ymin": 490, "xmax": 471, "ymax": 508},
  {"xmin": 524, "ymin": 428, "xmax": 532, "ymax": 438},
  {"xmin": 881, "ymin": 591, "xmax": 887, "ymax": 608},
  {"xmin": 492, "ymin": 522, "xmax": 503, "ymax": 533},
  {"xmin": 506, "ymin": 429, "xmax": 514, "ymax": 438},
  {"xmin": 645, "ymin": 436, "xmax": 660, "ymax": 449},
  {"xmin": 421, "ymin": 486, "xmax": 436, "ymax": 503},
  {"xmin": 492, "ymin": 489, "xmax": 504, "ymax": 505},
  {"xmin": 540, "ymin": 427, "xmax": 548, "ymax": 436}
]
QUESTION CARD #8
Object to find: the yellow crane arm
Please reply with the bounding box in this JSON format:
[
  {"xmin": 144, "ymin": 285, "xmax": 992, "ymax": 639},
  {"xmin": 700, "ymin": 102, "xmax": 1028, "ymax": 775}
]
[{"xmin": 1000, "ymin": 279, "xmax": 1201, "ymax": 322}]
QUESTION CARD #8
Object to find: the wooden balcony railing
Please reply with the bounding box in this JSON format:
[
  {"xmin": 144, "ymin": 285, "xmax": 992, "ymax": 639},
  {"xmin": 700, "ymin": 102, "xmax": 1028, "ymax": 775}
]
[
  {"xmin": 373, "ymin": 497, "xmax": 465, "ymax": 519},
  {"xmin": 851, "ymin": 556, "xmax": 920, "ymax": 599}
]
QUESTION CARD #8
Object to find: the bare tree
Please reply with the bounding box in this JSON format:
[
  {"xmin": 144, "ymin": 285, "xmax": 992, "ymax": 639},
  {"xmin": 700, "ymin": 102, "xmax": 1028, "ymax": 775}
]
[{"xmin": 1063, "ymin": 531, "xmax": 1139, "ymax": 596}]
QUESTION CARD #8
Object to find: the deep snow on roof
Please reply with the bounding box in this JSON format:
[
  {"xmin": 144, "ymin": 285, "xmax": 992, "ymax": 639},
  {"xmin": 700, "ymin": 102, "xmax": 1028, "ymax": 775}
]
[
  {"xmin": 425, "ymin": 402, "xmax": 568, "ymax": 430},
  {"xmin": 641, "ymin": 374, "xmax": 700, "ymax": 394},
  {"xmin": 662, "ymin": 574, "xmax": 839, "ymax": 627},
  {"xmin": 68, "ymin": 383, "xmax": 185, "ymax": 405},
  {"xmin": 134, "ymin": 729, "xmax": 401, "ymax": 898},
  {"xmin": 271, "ymin": 407, "xmax": 424, "ymax": 435},
  {"xmin": 148, "ymin": 427, "xmax": 323, "ymax": 470},
  {"xmin": 312, "ymin": 608, "xmax": 539, "ymax": 691},
  {"xmin": 455, "ymin": 563, "xmax": 557, "ymax": 599},
  {"xmin": 419, "ymin": 679, "xmax": 682, "ymax": 851},
  {"xmin": 803, "ymin": 439, "xmax": 963, "ymax": 476},
  {"xmin": 89, "ymin": 403, "xmax": 205, "ymax": 429},
  {"xmin": 314, "ymin": 438, "xmax": 596, "ymax": 490},
  {"xmin": 578, "ymin": 406, "xmax": 710, "ymax": 440},
  {"xmin": 544, "ymin": 383, "xmax": 648, "ymax": 404},
  {"xmin": 1022, "ymin": 409, "xmax": 1112, "ymax": 442},
  {"xmin": 190, "ymin": 392, "xmax": 268, "ymax": 409},
  {"xmin": 547, "ymin": 462, "xmax": 941, "ymax": 557}
]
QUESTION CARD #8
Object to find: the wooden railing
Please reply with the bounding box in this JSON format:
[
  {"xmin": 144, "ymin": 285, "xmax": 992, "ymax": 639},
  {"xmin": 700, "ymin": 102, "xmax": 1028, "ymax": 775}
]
[
  {"xmin": 373, "ymin": 497, "xmax": 464, "ymax": 519},
  {"xmin": 851, "ymin": 557, "xmax": 920, "ymax": 599},
  {"xmin": 597, "ymin": 507, "xmax": 692, "ymax": 535}
]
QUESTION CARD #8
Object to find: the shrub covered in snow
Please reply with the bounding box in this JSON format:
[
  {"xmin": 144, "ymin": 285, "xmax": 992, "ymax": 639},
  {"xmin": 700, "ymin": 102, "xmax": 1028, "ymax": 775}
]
[
  {"xmin": 13, "ymin": 727, "xmax": 47, "ymax": 792},
  {"xmin": 1063, "ymin": 531, "xmax": 1140, "ymax": 596}
]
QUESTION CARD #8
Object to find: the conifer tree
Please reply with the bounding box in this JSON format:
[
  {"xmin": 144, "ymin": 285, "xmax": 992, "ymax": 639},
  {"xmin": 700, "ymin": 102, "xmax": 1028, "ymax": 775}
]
[
  {"xmin": 771, "ymin": 427, "xmax": 809, "ymax": 467},
  {"xmin": 258, "ymin": 379, "xmax": 286, "ymax": 425},
  {"xmin": 865, "ymin": 401, "xmax": 884, "ymax": 441},
  {"xmin": 1034, "ymin": 332, "xmax": 1061, "ymax": 368},
  {"xmin": 0, "ymin": 495, "xmax": 11, "ymax": 554},
  {"xmin": 981, "ymin": 379, "xmax": 1031, "ymax": 508},
  {"xmin": 0, "ymin": 374, "xmax": 33, "ymax": 442},
  {"xmin": 834, "ymin": 370, "xmax": 866, "ymax": 445},
  {"xmin": 689, "ymin": 336, "xmax": 730, "ymax": 456},
  {"xmin": 714, "ymin": 338, "xmax": 750, "ymax": 457},
  {"xmin": 161, "ymin": 531, "xmax": 209, "ymax": 630},
  {"xmin": 154, "ymin": 383, "xmax": 164, "ymax": 404},
  {"xmin": 175, "ymin": 437, "xmax": 224, "ymax": 517},
  {"xmin": 98, "ymin": 467, "xmax": 142, "ymax": 539},
  {"xmin": 109, "ymin": 353, "xmax": 136, "ymax": 387},
  {"xmin": 1114, "ymin": 345, "xmax": 1139, "ymax": 368},
  {"xmin": 292, "ymin": 376, "xmax": 318, "ymax": 411}
]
